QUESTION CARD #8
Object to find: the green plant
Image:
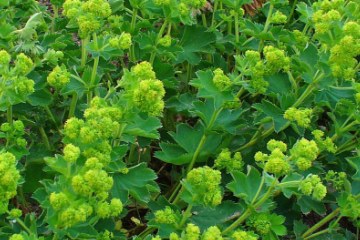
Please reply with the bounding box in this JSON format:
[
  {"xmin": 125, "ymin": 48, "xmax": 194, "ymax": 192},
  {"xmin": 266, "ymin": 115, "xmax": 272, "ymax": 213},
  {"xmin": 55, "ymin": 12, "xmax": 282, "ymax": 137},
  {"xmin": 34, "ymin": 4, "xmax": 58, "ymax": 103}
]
[{"xmin": 0, "ymin": 0, "xmax": 359, "ymax": 239}]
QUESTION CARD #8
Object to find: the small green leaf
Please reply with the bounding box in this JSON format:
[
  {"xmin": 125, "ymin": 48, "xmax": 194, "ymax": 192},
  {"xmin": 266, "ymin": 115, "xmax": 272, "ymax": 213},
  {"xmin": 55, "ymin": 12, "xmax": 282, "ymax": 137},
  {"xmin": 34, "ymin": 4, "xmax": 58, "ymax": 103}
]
[
  {"xmin": 253, "ymin": 100, "xmax": 289, "ymax": 132},
  {"xmin": 297, "ymin": 196, "xmax": 326, "ymax": 215},
  {"xmin": 227, "ymin": 166, "xmax": 265, "ymax": 204},
  {"xmin": 124, "ymin": 114, "xmax": 162, "ymax": 139}
]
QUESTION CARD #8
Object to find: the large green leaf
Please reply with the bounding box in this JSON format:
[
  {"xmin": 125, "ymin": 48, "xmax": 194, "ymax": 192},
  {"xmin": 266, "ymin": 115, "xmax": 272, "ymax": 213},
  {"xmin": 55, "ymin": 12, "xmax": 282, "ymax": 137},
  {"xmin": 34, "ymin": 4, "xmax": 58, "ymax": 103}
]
[
  {"xmin": 112, "ymin": 163, "xmax": 159, "ymax": 203},
  {"xmin": 191, "ymin": 201, "xmax": 244, "ymax": 231},
  {"xmin": 253, "ymin": 100, "xmax": 289, "ymax": 133},
  {"xmin": 176, "ymin": 26, "xmax": 216, "ymax": 65},
  {"xmin": 155, "ymin": 123, "xmax": 222, "ymax": 165},
  {"xmin": 227, "ymin": 166, "xmax": 266, "ymax": 204}
]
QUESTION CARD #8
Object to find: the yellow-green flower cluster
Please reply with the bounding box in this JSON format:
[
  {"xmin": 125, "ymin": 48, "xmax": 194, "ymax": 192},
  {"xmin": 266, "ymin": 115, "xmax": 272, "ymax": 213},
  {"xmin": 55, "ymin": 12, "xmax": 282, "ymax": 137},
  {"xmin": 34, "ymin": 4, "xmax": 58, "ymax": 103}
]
[
  {"xmin": 64, "ymin": 97, "xmax": 122, "ymax": 145},
  {"xmin": 246, "ymin": 213, "xmax": 271, "ymax": 235},
  {"xmin": 63, "ymin": 144, "xmax": 81, "ymax": 163},
  {"xmin": 284, "ymin": 107, "xmax": 312, "ymax": 128},
  {"xmin": 14, "ymin": 53, "xmax": 33, "ymax": 75},
  {"xmin": 108, "ymin": 15, "xmax": 123, "ymax": 29},
  {"xmin": 235, "ymin": 50, "xmax": 268, "ymax": 94},
  {"xmin": 263, "ymin": 46, "xmax": 290, "ymax": 73},
  {"xmin": 312, "ymin": 130, "xmax": 336, "ymax": 153},
  {"xmin": 255, "ymin": 140, "xmax": 291, "ymax": 176},
  {"xmin": 183, "ymin": 166, "xmax": 222, "ymax": 207},
  {"xmin": 133, "ymin": 79, "xmax": 165, "ymax": 116},
  {"xmin": 325, "ymin": 170, "xmax": 347, "ymax": 190},
  {"xmin": 212, "ymin": 68, "xmax": 232, "ymax": 90},
  {"xmin": 299, "ymin": 175, "xmax": 327, "ymax": 201},
  {"xmin": 63, "ymin": 0, "xmax": 111, "ymax": 38},
  {"xmin": 9, "ymin": 234, "xmax": 24, "ymax": 240},
  {"xmin": 158, "ymin": 35, "xmax": 172, "ymax": 47},
  {"xmin": 181, "ymin": 0, "xmax": 206, "ymax": 9},
  {"xmin": 202, "ymin": 226, "xmax": 223, "ymax": 240},
  {"xmin": 48, "ymin": 97, "xmax": 124, "ymax": 228},
  {"xmin": 9, "ymin": 208, "xmax": 22, "ymax": 218},
  {"xmin": 293, "ymin": 30, "xmax": 309, "ymax": 49},
  {"xmin": 0, "ymin": 152, "xmax": 20, "ymax": 214},
  {"xmin": 231, "ymin": 230, "xmax": 258, "ymax": 240},
  {"xmin": 168, "ymin": 225, "xmax": 224, "ymax": 240},
  {"xmin": 0, "ymin": 51, "xmax": 34, "ymax": 105},
  {"xmin": 290, "ymin": 138, "xmax": 319, "ymax": 171},
  {"xmin": 96, "ymin": 198, "xmax": 123, "ymax": 218},
  {"xmin": 43, "ymin": 49, "xmax": 64, "ymax": 66},
  {"xmin": 0, "ymin": 120, "xmax": 28, "ymax": 148},
  {"xmin": 329, "ymin": 35, "xmax": 360, "ymax": 80},
  {"xmin": 121, "ymin": 62, "xmax": 165, "ymax": 116},
  {"xmin": 109, "ymin": 33, "xmax": 132, "ymax": 50},
  {"xmin": 312, "ymin": 9, "xmax": 341, "ymax": 34},
  {"xmin": 153, "ymin": 0, "xmax": 171, "ymax": 6},
  {"xmin": 214, "ymin": 148, "xmax": 243, "ymax": 173},
  {"xmin": 154, "ymin": 206, "xmax": 179, "ymax": 224},
  {"xmin": 271, "ymin": 11, "xmax": 287, "ymax": 24},
  {"xmin": 47, "ymin": 65, "xmax": 71, "ymax": 89},
  {"xmin": 0, "ymin": 50, "xmax": 11, "ymax": 74}
]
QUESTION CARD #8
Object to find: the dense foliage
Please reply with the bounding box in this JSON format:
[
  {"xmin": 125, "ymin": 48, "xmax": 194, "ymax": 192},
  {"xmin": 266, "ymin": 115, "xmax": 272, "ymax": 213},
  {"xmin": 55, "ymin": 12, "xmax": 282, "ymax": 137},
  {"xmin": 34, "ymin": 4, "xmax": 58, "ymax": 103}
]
[{"xmin": 0, "ymin": 0, "xmax": 359, "ymax": 239}]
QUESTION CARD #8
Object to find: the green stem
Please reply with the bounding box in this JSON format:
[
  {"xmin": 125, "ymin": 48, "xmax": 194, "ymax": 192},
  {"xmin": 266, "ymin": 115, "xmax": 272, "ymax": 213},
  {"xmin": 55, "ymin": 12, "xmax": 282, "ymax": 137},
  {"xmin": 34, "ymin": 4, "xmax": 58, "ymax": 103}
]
[
  {"xmin": 45, "ymin": 106, "xmax": 57, "ymax": 125},
  {"xmin": 178, "ymin": 204, "xmax": 193, "ymax": 228},
  {"xmin": 138, "ymin": 227, "xmax": 156, "ymax": 239},
  {"xmin": 202, "ymin": 13, "xmax": 207, "ymax": 27},
  {"xmin": 258, "ymin": 3, "xmax": 274, "ymax": 51},
  {"xmin": 68, "ymin": 92, "xmax": 78, "ymax": 118},
  {"xmin": 113, "ymin": 123, "xmax": 127, "ymax": 147},
  {"xmin": 130, "ymin": 8, "xmax": 138, "ymax": 62},
  {"xmin": 304, "ymin": 229, "xmax": 330, "ymax": 240},
  {"xmin": 130, "ymin": 8, "xmax": 138, "ymax": 33},
  {"xmin": 286, "ymin": 0, "xmax": 298, "ymax": 26},
  {"xmin": 235, "ymin": 126, "xmax": 274, "ymax": 152},
  {"xmin": 149, "ymin": 20, "xmax": 168, "ymax": 64},
  {"xmin": 263, "ymin": 4, "xmax": 274, "ymax": 33},
  {"xmin": 88, "ymin": 34, "xmax": 100, "ymax": 104},
  {"xmin": 331, "ymin": 120, "xmax": 358, "ymax": 141},
  {"xmin": 234, "ymin": 13, "xmax": 239, "ymax": 44},
  {"xmin": 15, "ymin": 217, "xmax": 32, "ymax": 234},
  {"xmin": 127, "ymin": 143, "xmax": 137, "ymax": 164},
  {"xmin": 172, "ymin": 186, "xmax": 184, "ymax": 205},
  {"xmin": 250, "ymin": 173, "xmax": 265, "ymax": 205},
  {"xmin": 51, "ymin": 5, "xmax": 58, "ymax": 33},
  {"xmin": 186, "ymin": 62, "xmax": 193, "ymax": 85},
  {"xmin": 292, "ymin": 71, "xmax": 323, "ymax": 107},
  {"xmin": 211, "ymin": 0, "xmax": 219, "ymax": 28},
  {"xmin": 301, "ymin": 208, "xmax": 340, "ymax": 238},
  {"xmin": 168, "ymin": 182, "xmax": 182, "ymax": 202},
  {"xmin": 7, "ymin": 105, "xmax": 12, "ymax": 124},
  {"xmin": 287, "ymin": 71, "xmax": 298, "ymax": 93},
  {"xmin": 81, "ymin": 37, "xmax": 89, "ymax": 68},
  {"xmin": 222, "ymin": 181, "xmax": 276, "ymax": 234},
  {"xmin": 277, "ymin": 180, "xmax": 301, "ymax": 188},
  {"xmin": 39, "ymin": 127, "xmax": 51, "ymax": 151},
  {"xmin": 186, "ymin": 107, "xmax": 223, "ymax": 173}
]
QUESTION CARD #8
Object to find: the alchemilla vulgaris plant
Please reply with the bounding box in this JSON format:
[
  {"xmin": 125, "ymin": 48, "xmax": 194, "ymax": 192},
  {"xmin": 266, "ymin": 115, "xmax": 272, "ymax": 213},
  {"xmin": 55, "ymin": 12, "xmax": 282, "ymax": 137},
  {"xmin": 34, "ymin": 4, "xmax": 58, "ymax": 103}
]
[{"xmin": 0, "ymin": 0, "xmax": 359, "ymax": 239}]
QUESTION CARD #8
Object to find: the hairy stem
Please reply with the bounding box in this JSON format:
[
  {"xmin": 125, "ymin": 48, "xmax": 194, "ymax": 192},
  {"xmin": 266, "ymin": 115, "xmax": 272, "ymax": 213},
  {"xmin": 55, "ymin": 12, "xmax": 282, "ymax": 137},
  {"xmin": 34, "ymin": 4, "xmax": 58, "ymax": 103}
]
[
  {"xmin": 7, "ymin": 105, "xmax": 13, "ymax": 124},
  {"xmin": 68, "ymin": 92, "xmax": 78, "ymax": 118},
  {"xmin": 81, "ymin": 37, "xmax": 89, "ymax": 68},
  {"xmin": 302, "ymin": 208, "xmax": 340, "ymax": 238},
  {"xmin": 39, "ymin": 127, "xmax": 51, "ymax": 151},
  {"xmin": 178, "ymin": 204, "xmax": 193, "ymax": 228}
]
